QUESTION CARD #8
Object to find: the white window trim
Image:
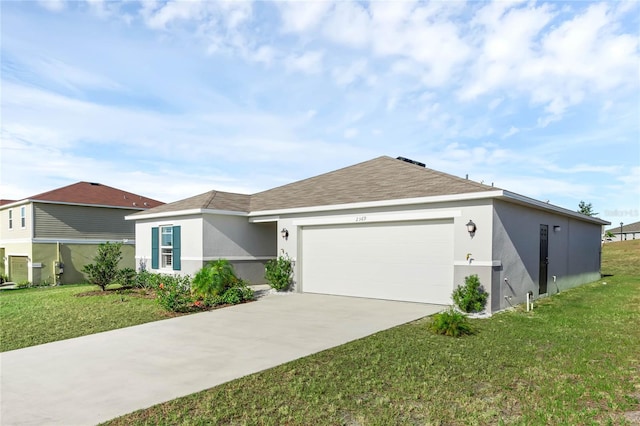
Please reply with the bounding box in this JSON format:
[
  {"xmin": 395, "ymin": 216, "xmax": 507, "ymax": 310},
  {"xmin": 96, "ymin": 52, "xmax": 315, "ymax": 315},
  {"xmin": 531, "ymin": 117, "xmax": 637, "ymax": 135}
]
[
  {"xmin": 159, "ymin": 225, "xmax": 173, "ymax": 270},
  {"xmin": 20, "ymin": 206, "xmax": 26, "ymax": 229}
]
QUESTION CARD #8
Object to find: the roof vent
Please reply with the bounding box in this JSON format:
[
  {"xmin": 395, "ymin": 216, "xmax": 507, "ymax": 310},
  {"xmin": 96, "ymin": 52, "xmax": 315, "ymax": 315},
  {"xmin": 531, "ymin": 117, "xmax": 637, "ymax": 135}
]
[
  {"xmin": 396, "ymin": 156, "xmax": 425, "ymax": 167},
  {"xmin": 89, "ymin": 182, "xmax": 101, "ymax": 186}
]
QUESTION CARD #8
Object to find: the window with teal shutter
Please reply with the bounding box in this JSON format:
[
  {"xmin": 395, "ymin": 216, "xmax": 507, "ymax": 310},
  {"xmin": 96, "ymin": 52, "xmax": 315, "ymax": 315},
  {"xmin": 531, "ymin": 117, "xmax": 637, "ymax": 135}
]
[
  {"xmin": 172, "ymin": 226, "xmax": 181, "ymax": 271},
  {"xmin": 151, "ymin": 227, "xmax": 159, "ymax": 269}
]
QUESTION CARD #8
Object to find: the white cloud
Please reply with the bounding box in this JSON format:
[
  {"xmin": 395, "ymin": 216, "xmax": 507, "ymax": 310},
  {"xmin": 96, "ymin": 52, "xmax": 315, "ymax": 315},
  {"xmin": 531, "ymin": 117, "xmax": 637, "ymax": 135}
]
[
  {"xmin": 343, "ymin": 128, "xmax": 359, "ymax": 139},
  {"xmin": 37, "ymin": 0, "xmax": 66, "ymax": 12},
  {"xmin": 332, "ymin": 59, "xmax": 368, "ymax": 86},
  {"xmin": 250, "ymin": 45, "xmax": 276, "ymax": 65},
  {"xmin": 502, "ymin": 126, "xmax": 519, "ymax": 138},
  {"xmin": 460, "ymin": 2, "xmax": 639, "ymax": 123},
  {"xmin": 277, "ymin": 1, "xmax": 332, "ymax": 33},
  {"xmin": 618, "ymin": 166, "xmax": 640, "ymax": 186},
  {"xmin": 322, "ymin": 2, "xmax": 371, "ymax": 48},
  {"xmin": 284, "ymin": 51, "xmax": 324, "ymax": 74}
]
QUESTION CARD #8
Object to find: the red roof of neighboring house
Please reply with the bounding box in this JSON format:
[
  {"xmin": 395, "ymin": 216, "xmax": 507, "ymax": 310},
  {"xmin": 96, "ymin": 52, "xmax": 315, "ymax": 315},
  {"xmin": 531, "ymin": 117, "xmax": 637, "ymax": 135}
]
[
  {"xmin": 0, "ymin": 200, "xmax": 17, "ymax": 206},
  {"xmin": 21, "ymin": 182, "xmax": 164, "ymax": 209}
]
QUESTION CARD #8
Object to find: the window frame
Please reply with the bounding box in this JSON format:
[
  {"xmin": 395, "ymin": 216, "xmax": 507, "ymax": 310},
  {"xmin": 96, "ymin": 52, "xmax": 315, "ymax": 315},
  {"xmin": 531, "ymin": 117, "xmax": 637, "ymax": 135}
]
[
  {"xmin": 160, "ymin": 225, "xmax": 173, "ymax": 269},
  {"xmin": 8, "ymin": 209, "xmax": 13, "ymax": 230},
  {"xmin": 20, "ymin": 206, "xmax": 26, "ymax": 228}
]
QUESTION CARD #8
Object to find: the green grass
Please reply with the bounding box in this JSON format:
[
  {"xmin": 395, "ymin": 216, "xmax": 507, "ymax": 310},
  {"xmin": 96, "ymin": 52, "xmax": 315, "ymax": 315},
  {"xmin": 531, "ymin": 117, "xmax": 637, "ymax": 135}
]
[
  {"xmin": 103, "ymin": 241, "xmax": 640, "ymax": 425},
  {"xmin": 602, "ymin": 239, "xmax": 640, "ymax": 276},
  {"xmin": 0, "ymin": 285, "xmax": 178, "ymax": 352}
]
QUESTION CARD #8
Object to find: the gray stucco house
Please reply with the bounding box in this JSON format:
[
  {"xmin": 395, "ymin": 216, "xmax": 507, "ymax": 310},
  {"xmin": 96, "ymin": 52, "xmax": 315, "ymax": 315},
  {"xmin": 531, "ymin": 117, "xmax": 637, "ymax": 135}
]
[{"xmin": 127, "ymin": 156, "xmax": 609, "ymax": 313}]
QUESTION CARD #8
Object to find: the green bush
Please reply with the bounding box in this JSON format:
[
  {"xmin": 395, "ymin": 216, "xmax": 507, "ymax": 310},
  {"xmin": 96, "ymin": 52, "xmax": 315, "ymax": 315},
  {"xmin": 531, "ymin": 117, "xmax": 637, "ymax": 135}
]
[
  {"xmin": 115, "ymin": 268, "xmax": 137, "ymax": 287},
  {"xmin": 205, "ymin": 282, "xmax": 255, "ymax": 306},
  {"xmin": 82, "ymin": 242, "xmax": 123, "ymax": 291},
  {"xmin": 452, "ymin": 274, "xmax": 488, "ymax": 313},
  {"xmin": 265, "ymin": 254, "xmax": 293, "ymax": 291},
  {"xmin": 429, "ymin": 308, "xmax": 475, "ymax": 337},
  {"xmin": 192, "ymin": 259, "xmax": 240, "ymax": 299},
  {"xmin": 16, "ymin": 280, "xmax": 31, "ymax": 289},
  {"xmin": 156, "ymin": 274, "xmax": 193, "ymax": 312}
]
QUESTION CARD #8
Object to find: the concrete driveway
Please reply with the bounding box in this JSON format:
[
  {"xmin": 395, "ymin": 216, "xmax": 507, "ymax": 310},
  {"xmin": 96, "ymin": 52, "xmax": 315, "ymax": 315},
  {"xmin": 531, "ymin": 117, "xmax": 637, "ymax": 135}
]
[{"xmin": 0, "ymin": 292, "xmax": 443, "ymax": 426}]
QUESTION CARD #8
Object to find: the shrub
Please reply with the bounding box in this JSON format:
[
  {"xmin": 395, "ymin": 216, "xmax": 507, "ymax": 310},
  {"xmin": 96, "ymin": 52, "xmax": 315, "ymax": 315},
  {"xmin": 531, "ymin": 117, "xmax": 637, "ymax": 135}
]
[
  {"xmin": 16, "ymin": 281, "xmax": 31, "ymax": 289},
  {"xmin": 452, "ymin": 274, "xmax": 488, "ymax": 313},
  {"xmin": 131, "ymin": 270, "xmax": 163, "ymax": 289},
  {"xmin": 0, "ymin": 273, "xmax": 9, "ymax": 284},
  {"xmin": 115, "ymin": 268, "xmax": 137, "ymax": 287},
  {"xmin": 156, "ymin": 274, "xmax": 193, "ymax": 312},
  {"xmin": 82, "ymin": 242, "xmax": 123, "ymax": 291},
  {"xmin": 265, "ymin": 254, "xmax": 293, "ymax": 291},
  {"xmin": 429, "ymin": 308, "xmax": 475, "ymax": 337},
  {"xmin": 204, "ymin": 281, "xmax": 255, "ymax": 306},
  {"xmin": 192, "ymin": 259, "xmax": 242, "ymax": 299}
]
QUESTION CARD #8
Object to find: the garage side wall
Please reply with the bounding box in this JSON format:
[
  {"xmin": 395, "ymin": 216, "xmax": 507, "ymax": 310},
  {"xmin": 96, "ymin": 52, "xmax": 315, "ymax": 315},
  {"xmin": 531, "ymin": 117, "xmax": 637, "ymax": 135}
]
[{"xmin": 492, "ymin": 200, "xmax": 602, "ymax": 311}]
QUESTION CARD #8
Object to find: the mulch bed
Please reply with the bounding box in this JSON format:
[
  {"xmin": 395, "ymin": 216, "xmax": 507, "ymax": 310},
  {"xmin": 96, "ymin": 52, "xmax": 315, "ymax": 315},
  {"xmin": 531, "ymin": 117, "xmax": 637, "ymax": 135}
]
[{"xmin": 74, "ymin": 287, "xmax": 155, "ymax": 299}]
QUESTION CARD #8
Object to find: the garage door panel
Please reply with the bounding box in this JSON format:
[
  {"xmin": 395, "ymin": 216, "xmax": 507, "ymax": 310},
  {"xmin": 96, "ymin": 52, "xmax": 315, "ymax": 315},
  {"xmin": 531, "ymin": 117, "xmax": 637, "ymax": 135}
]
[{"xmin": 301, "ymin": 220, "xmax": 453, "ymax": 304}]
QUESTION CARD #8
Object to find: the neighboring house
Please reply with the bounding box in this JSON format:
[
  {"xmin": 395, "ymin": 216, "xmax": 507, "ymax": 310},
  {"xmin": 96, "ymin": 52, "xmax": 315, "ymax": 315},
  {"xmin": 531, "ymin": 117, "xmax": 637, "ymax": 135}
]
[
  {"xmin": 604, "ymin": 221, "xmax": 640, "ymax": 242},
  {"xmin": 128, "ymin": 156, "xmax": 609, "ymax": 314},
  {"xmin": 0, "ymin": 182, "xmax": 163, "ymax": 284}
]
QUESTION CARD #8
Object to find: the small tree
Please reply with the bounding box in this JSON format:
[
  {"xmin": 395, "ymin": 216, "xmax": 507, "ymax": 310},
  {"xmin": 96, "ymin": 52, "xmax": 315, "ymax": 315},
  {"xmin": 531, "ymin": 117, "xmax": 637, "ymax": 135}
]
[
  {"xmin": 82, "ymin": 242, "xmax": 123, "ymax": 291},
  {"xmin": 578, "ymin": 201, "xmax": 598, "ymax": 217}
]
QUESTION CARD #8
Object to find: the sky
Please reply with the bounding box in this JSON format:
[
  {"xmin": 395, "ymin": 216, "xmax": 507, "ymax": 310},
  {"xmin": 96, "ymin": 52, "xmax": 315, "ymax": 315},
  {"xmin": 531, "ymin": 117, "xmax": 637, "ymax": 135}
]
[{"xmin": 1, "ymin": 0, "xmax": 638, "ymax": 228}]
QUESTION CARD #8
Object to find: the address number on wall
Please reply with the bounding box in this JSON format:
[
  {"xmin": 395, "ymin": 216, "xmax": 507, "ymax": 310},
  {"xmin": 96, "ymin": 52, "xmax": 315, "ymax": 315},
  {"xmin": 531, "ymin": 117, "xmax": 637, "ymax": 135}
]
[{"xmin": 355, "ymin": 216, "xmax": 367, "ymax": 222}]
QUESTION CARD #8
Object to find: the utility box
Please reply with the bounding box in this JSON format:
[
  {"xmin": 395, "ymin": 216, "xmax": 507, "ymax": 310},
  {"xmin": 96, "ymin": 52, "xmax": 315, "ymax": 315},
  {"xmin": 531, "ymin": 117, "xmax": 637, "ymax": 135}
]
[{"xmin": 54, "ymin": 261, "xmax": 64, "ymax": 275}]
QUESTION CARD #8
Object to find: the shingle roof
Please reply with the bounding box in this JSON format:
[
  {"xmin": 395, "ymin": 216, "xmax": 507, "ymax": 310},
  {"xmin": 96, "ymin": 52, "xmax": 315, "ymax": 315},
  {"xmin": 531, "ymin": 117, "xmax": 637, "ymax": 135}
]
[
  {"xmin": 0, "ymin": 200, "xmax": 17, "ymax": 206},
  {"xmin": 129, "ymin": 190, "xmax": 250, "ymax": 216},
  {"xmin": 135, "ymin": 156, "xmax": 497, "ymax": 216},
  {"xmin": 22, "ymin": 182, "xmax": 164, "ymax": 209},
  {"xmin": 606, "ymin": 221, "xmax": 640, "ymax": 234},
  {"xmin": 250, "ymin": 156, "xmax": 497, "ymax": 211}
]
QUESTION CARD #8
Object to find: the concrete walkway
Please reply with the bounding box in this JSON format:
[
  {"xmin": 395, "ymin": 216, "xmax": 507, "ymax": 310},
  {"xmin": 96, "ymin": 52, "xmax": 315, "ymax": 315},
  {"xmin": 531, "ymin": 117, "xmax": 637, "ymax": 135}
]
[{"xmin": 0, "ymin": 293, "xmax": 443, "ymax": 426}]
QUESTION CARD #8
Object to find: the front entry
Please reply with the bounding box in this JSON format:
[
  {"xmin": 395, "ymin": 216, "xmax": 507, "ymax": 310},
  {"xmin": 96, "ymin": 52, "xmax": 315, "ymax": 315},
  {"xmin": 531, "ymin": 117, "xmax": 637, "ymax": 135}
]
[
  {"xmin": 10, "ymin": 256, "xmax": 29, "ymax": 283},
  {"xmin": 539, "ymin": 225, "xmax": 548, "ymax": 295}
]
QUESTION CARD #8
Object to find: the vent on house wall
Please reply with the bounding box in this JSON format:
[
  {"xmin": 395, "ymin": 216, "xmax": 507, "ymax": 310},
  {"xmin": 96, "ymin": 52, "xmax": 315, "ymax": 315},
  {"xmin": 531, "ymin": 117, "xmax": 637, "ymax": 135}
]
[
  {"xmin": 396, "ymin": 156, "xmax": 426, "ymax": 167},
  {"xmin": 89, "ymin": 182, "xmax": 101, "ymax": 186}
]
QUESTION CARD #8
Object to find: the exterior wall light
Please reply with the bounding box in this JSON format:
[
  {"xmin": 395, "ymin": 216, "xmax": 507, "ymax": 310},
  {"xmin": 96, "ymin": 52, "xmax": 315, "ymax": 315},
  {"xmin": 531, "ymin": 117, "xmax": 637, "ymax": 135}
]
[
  {"xmin": 466, "ymin": 220, "xmax": 477, "ymax": 236},
  {"xmin": 281, "ymin": 228, "xmax": 289, "ymax": 240},
  {"xmin": 553, "ymin": 225, "xmax": 561, "ymax": 232}
]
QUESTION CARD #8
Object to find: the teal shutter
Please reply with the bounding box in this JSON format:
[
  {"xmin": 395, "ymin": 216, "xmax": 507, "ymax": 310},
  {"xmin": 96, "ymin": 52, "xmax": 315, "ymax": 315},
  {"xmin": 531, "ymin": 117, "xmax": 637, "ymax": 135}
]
[
  {"xmin": 151, "ymin": 227, "xmax": 159, "ymax": 269},
  {"xmin": 172, "ymin": 225, "xmax": 181, "ymax": 271}
]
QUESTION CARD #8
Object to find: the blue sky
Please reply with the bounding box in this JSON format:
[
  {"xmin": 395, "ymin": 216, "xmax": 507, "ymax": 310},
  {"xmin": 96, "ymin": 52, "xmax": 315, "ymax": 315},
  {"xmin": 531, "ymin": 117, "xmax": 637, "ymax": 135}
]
[{"xmin": 1, "ymin": 0, "xmax": 638, "ymax": 227}]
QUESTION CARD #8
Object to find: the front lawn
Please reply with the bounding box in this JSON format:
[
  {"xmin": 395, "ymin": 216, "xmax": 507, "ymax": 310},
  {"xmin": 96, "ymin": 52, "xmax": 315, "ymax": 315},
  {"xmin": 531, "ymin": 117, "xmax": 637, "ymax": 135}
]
[
  {"xmin": 104, "ymin": 241, "xmax": 640, "ymax": 425},
  {"xmin": 0, "ymin": 285, "xmax": 178, "ymax": 352}
]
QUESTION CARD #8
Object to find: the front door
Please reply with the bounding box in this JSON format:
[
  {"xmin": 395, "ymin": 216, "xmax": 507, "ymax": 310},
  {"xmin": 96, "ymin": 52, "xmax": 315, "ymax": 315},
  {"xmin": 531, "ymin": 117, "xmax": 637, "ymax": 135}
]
[
  {"xmin": 10, "ymin": 256, "xmax": 29, "ymax": 283},
  {"xmin": 539, "ymin": 225, "xmax": 549, "ymax": 295}
]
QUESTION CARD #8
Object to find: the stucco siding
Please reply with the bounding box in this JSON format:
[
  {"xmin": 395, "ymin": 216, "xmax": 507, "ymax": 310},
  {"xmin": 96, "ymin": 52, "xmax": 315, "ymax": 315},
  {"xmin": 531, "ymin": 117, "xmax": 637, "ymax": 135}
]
[
  {"xmin": 34, "ymin": 203, "xmax": 136, "ymax": 240},
  {"xmin": 134, "ymin": 215, "xmax": 203, "ymax": 275},
  {"xmin": 203, "ymin": 215, "xmax": 276, "ymax": 258},
  {"xmin": 492, "ymin": 199, "xmax": 603, "ymax": 311},
  {"xmin": 269, "ymin": 199, "xmax": 495, "ymax": 300}
]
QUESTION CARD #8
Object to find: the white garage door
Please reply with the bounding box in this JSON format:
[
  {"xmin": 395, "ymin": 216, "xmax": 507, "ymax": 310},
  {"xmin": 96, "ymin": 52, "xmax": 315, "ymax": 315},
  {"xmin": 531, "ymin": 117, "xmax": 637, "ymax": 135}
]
[{"xmin": 300, "ymin": 219, "xmax": 454, "ymax": 304}]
